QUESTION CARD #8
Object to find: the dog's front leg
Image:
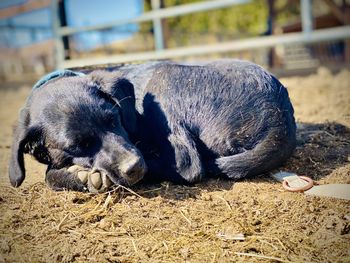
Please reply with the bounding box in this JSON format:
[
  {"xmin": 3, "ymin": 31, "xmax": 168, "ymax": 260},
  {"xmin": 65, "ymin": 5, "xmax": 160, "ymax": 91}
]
[
  {"xmin": 45, "ymin": 166, "xmax": 112, "ymax": 193},
  {"xmin": 45, "ymin": 167, "xmax": 87, "ymax": 192}
]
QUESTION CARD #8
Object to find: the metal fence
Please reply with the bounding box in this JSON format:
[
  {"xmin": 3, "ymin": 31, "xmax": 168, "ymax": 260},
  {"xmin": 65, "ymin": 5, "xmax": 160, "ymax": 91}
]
[{"xmin": 51, "ymin": 0, "xmax": 350, "ymax": 69}]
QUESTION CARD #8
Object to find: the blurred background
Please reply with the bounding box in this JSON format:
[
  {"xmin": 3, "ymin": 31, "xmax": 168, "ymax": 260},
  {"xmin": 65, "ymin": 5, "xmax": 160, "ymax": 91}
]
[{"xmin": 0, "ymin": 0, "xmax": 349, "ymax": 81}]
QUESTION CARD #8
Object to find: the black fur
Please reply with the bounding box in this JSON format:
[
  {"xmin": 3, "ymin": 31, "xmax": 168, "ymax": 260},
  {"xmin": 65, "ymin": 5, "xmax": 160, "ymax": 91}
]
[{"xmin": 9, "ymin": 60, "xmax": 296, "ymax": 191}]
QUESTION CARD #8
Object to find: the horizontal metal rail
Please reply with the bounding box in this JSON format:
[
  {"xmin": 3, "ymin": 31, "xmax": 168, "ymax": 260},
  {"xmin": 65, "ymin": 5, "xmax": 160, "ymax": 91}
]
[
  {"xmin": 0, "ymin": 24, "xmax": 50, "ymax": 30},
  {"xmin": 58, "ymin": 0, "xmax": 250, "ymax": 36},
  {"xmin": 63, "ymin": 25, "xmax": 350, "ymax": 68}
]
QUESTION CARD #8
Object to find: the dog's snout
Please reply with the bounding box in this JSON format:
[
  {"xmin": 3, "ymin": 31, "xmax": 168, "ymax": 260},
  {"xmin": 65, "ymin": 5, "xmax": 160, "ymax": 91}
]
[{"xmin": 120, "ymin": 157, "xmax": 145, "ymax": 177}]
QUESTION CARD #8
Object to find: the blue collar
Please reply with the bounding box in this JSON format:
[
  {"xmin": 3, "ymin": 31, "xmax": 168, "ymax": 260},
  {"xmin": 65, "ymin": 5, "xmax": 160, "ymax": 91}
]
[{"xmin": 33, "ymin": 70, "xmax": 85, "ymax": 89}]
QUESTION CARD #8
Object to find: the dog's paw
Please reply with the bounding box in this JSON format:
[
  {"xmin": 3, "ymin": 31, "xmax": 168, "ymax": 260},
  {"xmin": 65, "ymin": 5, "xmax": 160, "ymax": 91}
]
[
  {"xmin": 87, "ymin": 169, "xmax": 113, "ymax": 193},
  {"xmin": 67, "ymin": 165, "xmax": 113, "ymax": 193}
]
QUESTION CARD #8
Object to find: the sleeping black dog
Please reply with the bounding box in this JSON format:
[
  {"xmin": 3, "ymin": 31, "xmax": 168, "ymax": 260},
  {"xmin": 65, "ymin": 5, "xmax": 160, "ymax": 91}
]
[{"xmin": 9, "ymin": 60, "xmax": 296, "ymax": 193}]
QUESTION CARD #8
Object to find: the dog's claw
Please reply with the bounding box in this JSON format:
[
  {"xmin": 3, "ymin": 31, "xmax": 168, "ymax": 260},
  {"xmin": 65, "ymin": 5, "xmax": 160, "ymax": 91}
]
[
  {"xmin": 77, "ymin": 171, "xmax": 88, "ymax": 184},
  {"xmin": 67, "ymin": 165, "xmax": 85, "ymax": 174},
  {"xmin": 90, "ymin": 172, "xmax": 102, "ymax": 189},
  {"xmin": 67, "ymin": 165, "xmax": 113, "ymax": 193}
]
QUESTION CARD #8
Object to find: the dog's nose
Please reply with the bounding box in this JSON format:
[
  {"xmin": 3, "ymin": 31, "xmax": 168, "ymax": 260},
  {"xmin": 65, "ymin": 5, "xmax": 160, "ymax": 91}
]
[{"xmin": 119, "ymin": 157, "xmax": 145, "ymax": 182}]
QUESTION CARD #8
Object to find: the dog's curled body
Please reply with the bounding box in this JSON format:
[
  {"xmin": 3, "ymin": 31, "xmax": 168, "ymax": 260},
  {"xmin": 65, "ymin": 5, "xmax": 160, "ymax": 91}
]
[
  {"xmin": 9, "ymin": 60, "xmax": 296, "ymax": 191},
  {"xmin": 121, "ymin": 60, "xmax": 296, "ymax": 183}
]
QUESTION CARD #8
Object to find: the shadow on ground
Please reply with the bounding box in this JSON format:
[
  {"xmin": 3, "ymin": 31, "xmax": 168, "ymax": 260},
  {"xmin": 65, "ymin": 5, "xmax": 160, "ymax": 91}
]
[{"xmin": 129, "ymin": 121, "xmax": 350, "ymax": 201}]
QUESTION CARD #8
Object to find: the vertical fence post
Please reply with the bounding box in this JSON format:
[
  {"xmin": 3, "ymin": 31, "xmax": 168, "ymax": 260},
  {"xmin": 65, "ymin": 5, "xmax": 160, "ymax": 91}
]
[
  {"xmin": 151, "ymin": 0, "xmax": 165, "ymax": 50},
  {"xmin": 51, "ymin": 0, "xmax": 64, "ymax": 69},
  {"xmin": 344, "ymin": 3, "xmax": 350, "ymax": 62},
  {"xmin": 301, "ymin": 0, "xmax": 313, "ymax": 35}
]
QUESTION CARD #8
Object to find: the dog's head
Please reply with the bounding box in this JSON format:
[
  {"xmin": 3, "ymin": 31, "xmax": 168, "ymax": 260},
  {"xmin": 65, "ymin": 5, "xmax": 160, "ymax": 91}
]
[{"xmin": 9, "ymin": 70, "xmax": 147, "ymax": 187}]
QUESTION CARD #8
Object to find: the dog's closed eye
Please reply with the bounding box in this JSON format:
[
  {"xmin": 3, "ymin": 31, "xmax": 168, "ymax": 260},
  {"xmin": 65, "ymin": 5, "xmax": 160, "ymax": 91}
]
[{"xmin": 63, "ymin": 136, "xmax": 100, "ymax": 157}]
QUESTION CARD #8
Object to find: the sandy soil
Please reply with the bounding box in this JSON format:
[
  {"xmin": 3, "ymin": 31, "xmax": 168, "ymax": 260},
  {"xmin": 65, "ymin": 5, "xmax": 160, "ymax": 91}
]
[{"xmin": 0, "ymin": 67, "xmax": 349, "ymax": 262}]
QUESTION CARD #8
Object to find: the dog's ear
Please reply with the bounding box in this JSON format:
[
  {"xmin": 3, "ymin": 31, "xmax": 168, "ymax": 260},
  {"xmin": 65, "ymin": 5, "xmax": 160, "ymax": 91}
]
[
  {"xmin": 9, "ymin": 107, "xmax": 48, "ymax": 187},
  {"xmin": 90, "ymin": 71, "xmax": 137, "ymax": 134},
  {"xmin": 9, "ymin": 108, "xmax": 30, "ymax": 187}
]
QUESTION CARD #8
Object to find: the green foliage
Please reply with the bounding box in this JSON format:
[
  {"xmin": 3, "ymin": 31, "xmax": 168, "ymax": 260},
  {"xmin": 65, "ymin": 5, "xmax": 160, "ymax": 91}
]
[
  {"xmin": 142, "ymin": 0, "xmax": 301, "ymax": 47},
  {"xmin": 165, "ymin": 0, "xmax": 268, "ymax": 36}
]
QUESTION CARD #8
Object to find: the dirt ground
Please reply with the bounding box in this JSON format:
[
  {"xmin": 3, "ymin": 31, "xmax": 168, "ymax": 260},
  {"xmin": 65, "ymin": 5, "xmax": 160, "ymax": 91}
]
[{"xmin": 0, "ymin": 67, "xmax": 349, "ymax": 263}]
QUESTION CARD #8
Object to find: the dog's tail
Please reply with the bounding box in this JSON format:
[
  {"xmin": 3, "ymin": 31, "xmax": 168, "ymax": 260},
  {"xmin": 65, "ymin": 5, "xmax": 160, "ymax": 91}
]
[{"xmin": 214, "ymin": 125, "xmax": 296, "ymax": 180}]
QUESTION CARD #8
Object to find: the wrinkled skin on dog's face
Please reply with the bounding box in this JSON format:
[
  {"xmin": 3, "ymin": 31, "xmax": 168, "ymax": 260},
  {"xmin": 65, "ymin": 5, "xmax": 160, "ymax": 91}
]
[{"xmin": 9, "ymin": 74, "xmax": 147, "ymax": 189}]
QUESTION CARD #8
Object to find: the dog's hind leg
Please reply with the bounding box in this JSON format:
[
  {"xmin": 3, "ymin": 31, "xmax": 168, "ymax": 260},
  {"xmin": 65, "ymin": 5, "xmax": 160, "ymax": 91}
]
[{"xmin": 214, "ymin": 128, "xmax": 296, "ymax": 180}]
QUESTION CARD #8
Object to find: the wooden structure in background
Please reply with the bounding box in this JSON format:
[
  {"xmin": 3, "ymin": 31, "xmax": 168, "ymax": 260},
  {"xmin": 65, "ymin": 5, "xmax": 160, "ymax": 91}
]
[
  {"xmin": 268, "ymin": 0, "xmax": 350, "ymax": 67},
  {"xmin": 0, "ymin": 0, "xmax": 50, "ymax": 19},
  {"xmin": 0, "ymin": 0, "xmax": 349, "ymax": 79},
  {"xmin": 0, "ymin": 0, "xmax": 53, "ymax": 80}
]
